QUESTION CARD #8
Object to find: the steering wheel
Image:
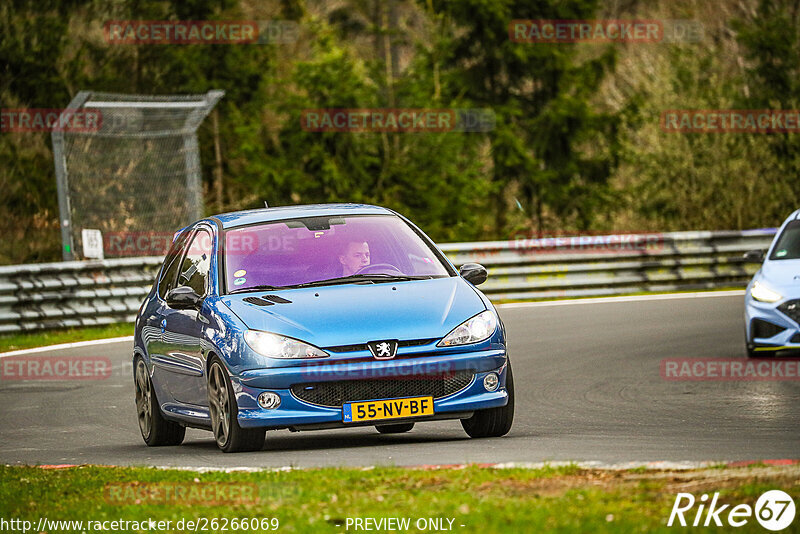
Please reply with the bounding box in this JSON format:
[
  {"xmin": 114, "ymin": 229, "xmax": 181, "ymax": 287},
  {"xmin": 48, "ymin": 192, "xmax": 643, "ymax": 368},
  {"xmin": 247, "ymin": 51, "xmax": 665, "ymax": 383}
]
[{"xmin": 354, "ymin": 263, "xmax": 403, "ymax": 275}]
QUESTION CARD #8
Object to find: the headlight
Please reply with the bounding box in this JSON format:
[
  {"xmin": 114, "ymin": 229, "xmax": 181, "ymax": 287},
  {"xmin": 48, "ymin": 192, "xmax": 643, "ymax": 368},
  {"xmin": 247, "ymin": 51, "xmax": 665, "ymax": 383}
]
[
  {"xmin": 438, "ymin": 310, "xmax": 497, "ymax": 347},
  {"xmin": 244, "ymin": 330, "xmax": 328, "ymax": 359},
  {"xmin": 751, "ymin": 281, "xmax": 782, "ymax": 303}
]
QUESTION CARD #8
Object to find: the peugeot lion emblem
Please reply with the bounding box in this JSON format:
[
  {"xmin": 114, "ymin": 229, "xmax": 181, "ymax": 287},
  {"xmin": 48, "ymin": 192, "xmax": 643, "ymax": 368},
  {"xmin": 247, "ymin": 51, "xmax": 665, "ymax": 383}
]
[{"xmin": 368, "ymin": 340, "xmax": 399, "ymax": 360}]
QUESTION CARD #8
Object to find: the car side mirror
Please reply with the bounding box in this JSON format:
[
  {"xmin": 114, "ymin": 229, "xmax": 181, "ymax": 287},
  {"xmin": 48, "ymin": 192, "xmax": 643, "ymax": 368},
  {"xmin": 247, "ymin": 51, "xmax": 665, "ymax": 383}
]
[
  {"xmin": 166, "ymin": 286, "xmax": 203, "ymax": 310},
  {"xmin": 743, "ymin": 249, "xmax": 766, "ymax": 264},
  {"xmin": 459, "ymin": 263, "xmax": 488, "ymax": 286}
]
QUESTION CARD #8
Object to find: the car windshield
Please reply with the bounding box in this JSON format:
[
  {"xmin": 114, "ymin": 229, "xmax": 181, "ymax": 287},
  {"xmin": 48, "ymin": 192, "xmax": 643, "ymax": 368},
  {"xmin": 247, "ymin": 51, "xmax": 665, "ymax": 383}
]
[
  {"xmin": 223, "ymin": 214, "xmax": 451, "ymax": 292},
  {"xmin": 769, "ymin": 220, "xmax": 800, "ymax": 260}
]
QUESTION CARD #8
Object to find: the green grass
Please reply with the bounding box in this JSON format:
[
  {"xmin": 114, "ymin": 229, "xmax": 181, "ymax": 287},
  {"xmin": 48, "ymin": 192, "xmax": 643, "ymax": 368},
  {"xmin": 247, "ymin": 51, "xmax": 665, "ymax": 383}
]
[
  {"xmin": 0, "ymin": 464, "xmax": 796, "ymax": 533},
  {"xmin": 0, "ymin": 323, "xmax": 134, "ymax": 353}
]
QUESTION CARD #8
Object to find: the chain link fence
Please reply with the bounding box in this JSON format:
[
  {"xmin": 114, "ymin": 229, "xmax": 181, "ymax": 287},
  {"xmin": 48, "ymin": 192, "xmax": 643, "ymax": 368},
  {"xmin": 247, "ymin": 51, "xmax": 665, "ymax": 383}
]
[{"xmin": 52, "ymin": 90, "xmax": 223, "ymax": 260}]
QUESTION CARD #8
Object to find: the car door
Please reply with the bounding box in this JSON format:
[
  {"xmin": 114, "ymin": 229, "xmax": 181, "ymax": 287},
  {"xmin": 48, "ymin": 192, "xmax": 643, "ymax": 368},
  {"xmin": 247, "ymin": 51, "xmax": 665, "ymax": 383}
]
[
  {"xmin": 159, "ymin": 227, "xmax": 213, "ymax": 407},
  {"xmin": 144, "ymin": 231, "xmax": 190, "ymax": 405}
]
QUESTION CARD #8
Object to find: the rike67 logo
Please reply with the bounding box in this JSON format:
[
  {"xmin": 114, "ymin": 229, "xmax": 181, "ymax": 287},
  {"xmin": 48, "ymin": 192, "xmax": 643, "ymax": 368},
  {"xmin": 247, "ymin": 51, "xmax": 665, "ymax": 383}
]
[{"xmin": 668, "ymin": 490, "xmax": 795, "ymax": 530}]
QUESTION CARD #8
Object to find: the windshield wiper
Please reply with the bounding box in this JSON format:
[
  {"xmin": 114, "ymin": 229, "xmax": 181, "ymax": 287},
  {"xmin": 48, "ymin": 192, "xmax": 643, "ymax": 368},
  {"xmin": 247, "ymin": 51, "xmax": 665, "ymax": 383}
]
[
  {"xmin": 230, "ymin": 275, "xmax": 438, "ymax": 293},
  {"xmin": 293, "ymin": 274, "xmax": 434, "ymax": 288},
  {"xmin": 229, "ymin": 284, "xmax": 286, "ymax": 294}
]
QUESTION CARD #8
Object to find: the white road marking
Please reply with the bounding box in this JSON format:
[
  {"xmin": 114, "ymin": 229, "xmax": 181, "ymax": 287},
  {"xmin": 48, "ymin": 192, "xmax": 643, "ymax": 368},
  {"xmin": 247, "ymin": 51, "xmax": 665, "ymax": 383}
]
[
  {"xmin": 490, "ymin": 460, "xmax": 720, "ymax": 470},
  {"xmin": 0, "ymin": 336, "xmax": 134, "ymax": 358},
  {"xmin": 496, "ymin": 290, "xmax": 745, "ymax": 309},
  {"xmin": 145, "ymin": 460, "xmax": 734, "ymax": 472}
]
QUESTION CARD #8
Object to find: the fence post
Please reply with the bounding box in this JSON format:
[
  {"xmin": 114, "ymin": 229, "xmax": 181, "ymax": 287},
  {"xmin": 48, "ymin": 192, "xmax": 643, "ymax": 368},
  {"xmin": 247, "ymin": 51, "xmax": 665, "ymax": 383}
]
[{"xmin": 52, "ymin": 91, "xmax": 91, "ymax": 261}]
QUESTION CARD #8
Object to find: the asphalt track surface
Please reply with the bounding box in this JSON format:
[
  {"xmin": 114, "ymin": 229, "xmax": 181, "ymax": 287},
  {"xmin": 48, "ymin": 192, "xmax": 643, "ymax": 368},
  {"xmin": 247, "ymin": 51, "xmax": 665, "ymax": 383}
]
[{"xmin": 1, "ymin": 292, "xmax": 798, "ymax": 468}]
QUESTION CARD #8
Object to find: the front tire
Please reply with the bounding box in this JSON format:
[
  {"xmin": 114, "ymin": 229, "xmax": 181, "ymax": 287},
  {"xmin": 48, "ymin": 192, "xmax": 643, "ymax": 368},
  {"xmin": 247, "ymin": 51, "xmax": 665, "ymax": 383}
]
[
  {"xmin": 461, "ymin": 363, "xmax": 515, "ymax": 438},
  {"xmin": 376, "ymin": 423, "xmax": 415, "ymax": 434},
  {"xmin": 134, "ymin": 358, "xmax": 185, "ymax": 446},
  {"xmin": 207, "ymin": 358, "xmax": 265, "ymax": 453}
]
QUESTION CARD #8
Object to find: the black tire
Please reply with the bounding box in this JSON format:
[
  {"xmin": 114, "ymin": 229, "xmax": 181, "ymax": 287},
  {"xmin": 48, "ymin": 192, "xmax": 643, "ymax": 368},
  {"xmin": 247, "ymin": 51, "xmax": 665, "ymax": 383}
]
[
  {"xmin": 207, "ymin": 357, "xmax": 265, "ymax": 453},
  {"xmin": 134, "ymin": 358, "xmax": 185, "ymax": 446},
  {"xmin": 375, "ymin": 423, "xmax": 415, "ymax": 434},
  {"xmin": 461, "ymin": 362, "xmax": 515, "ymax": 438}
]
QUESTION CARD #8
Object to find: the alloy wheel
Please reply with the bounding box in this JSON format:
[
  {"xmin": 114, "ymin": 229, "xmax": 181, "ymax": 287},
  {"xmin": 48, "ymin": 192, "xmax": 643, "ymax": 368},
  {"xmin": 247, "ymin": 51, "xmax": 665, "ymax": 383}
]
[
  {"xmin": 135, "ymin": 360, "xmax": 152, "ymax": 439},
  {"xmin": 208, "ymin": 362, "xmax": 231, "ymax": 448}
]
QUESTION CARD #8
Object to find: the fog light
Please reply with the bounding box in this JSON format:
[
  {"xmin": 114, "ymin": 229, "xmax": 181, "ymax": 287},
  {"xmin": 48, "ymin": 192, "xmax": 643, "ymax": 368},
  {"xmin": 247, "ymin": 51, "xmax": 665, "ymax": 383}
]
[
  {"xmin": 483, "ymin": 372, "xmax": 499, "ymax": 392},
  {"xmin": 257, "ymin": 391, "xmax": 281, "ymax": 409}
]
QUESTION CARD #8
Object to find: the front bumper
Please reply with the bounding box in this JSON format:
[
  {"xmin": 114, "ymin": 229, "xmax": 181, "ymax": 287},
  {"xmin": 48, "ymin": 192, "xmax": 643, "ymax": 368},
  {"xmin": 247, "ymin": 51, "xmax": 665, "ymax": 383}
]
[
  {"xmin": 745, "ymin": 297, "xmax": 800, "ymax": 352},
  {"xmin": 231, "ymin": 349, "xmax": 509, "ymax": 429}
]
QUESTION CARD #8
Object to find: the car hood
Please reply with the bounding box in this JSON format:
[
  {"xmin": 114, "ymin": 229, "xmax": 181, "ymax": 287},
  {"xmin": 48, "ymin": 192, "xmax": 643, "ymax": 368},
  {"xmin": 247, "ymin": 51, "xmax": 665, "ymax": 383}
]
[
  {"xmin": 759, "ymin": 259, "xmax": 800, "ymax": 295},
  {"xmin": 220, "ymin": 276, "xmax": 486, "ymax": 348}
]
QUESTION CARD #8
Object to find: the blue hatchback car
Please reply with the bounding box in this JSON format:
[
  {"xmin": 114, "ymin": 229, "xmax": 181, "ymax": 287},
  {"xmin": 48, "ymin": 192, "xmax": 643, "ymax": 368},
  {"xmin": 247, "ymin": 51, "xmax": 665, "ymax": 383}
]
[
  {"xmin": 744, "ymin": 209, "xmax": 800, "ymax": 357},
  {"xmin": 134, "ymin": 204, "xmax": 513, "ymax": 452}
]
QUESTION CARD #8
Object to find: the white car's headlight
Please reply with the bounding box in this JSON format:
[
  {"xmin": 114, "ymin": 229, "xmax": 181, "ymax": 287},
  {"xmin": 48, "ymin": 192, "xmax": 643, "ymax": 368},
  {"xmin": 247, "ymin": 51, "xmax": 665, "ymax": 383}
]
[
  {"xmin": 438, "ymin": 310, "xmax": 498, "ymax": 347},
  {"xmin": 751, "ymin": 281, "xmax": 783, "ymax": 303},
  {"xmin": 244, "ymin": 330, "xmax": 328, "ymax": 359}
]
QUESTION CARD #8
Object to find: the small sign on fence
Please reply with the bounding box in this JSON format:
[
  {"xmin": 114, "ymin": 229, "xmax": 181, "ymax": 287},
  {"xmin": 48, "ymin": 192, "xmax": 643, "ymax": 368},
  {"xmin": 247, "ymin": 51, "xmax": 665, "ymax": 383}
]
[{"xmin": 81, "ymin": 228, "xmax": 104, "ymax": 260}]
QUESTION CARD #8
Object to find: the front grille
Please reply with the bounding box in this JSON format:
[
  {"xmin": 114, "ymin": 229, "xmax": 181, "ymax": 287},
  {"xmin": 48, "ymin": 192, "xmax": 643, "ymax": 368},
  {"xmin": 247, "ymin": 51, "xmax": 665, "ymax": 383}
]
[
  {"xmin": 778, "ymin": 300, "xmax": 800, "ymax": 323},
  {"xmin": 751, "ymin": 318, "xmax": 785, "ymax": 339},
  {"xmin": 325, "ymin": 338, "xmax": 438, "ymax": 353},
  {"xmin": 399, "ymin": 338, "xmax": 437, "ymax": 347},
  {"xmin": 325, "ymin": 343, "xmax": 368, "ymax": 353},
  {"xmin": 290, "ymin": 371, "xmax": 474, "ymax": 407}
]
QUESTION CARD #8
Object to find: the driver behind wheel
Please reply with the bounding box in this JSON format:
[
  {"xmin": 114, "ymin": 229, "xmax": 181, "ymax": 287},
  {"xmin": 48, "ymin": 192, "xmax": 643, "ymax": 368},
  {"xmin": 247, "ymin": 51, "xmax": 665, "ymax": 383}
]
[{"xmin": 339, "ymin": 240, "xmax": 370, "ymax": 276}]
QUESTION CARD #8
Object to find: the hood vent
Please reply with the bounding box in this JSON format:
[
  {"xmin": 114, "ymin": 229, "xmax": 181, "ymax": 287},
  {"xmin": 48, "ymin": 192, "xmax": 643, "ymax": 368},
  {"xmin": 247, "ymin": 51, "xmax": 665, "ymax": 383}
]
[
  {"xmin": 243, "ymin": 297, "xmax": 273, "ymax": 306},
  {"xmin": 262, "ymin": 295, "xmax": 292, "ymax": 304},
  {"xmin": 241, "ymin": 295, "xmax": 293, "ymax": 306}
]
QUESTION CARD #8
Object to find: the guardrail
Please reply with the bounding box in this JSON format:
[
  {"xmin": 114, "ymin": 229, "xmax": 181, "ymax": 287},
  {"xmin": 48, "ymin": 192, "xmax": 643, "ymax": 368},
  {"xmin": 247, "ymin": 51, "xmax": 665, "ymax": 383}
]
[
  {"xmin": 0, "ymin": 258, "xmax": 162, "ymax": 334},
  {"xmin": 0, "ymin": 229, "xmax": 776, "ymax": 333},
  {"xmin": 440, "ymin": 229, "xmax": 776, "ymax": 301}
]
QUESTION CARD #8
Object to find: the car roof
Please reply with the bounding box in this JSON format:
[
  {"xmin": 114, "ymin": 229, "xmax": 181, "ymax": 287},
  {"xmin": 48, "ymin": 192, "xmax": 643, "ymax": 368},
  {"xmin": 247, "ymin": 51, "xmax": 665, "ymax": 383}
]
[{"xmin": 209, "ymin": 203, "xmax": 395, "ymax": 229}]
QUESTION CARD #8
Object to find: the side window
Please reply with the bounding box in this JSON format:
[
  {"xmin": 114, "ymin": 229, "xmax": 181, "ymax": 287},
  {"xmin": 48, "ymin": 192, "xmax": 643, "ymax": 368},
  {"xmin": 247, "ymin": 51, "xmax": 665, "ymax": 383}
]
[
  {"xmin": 178, "ymin": 229, "xmax": 213, "ymax": 296},
  {"xmin": 157, "ymin": 232, "xmax": 190, "ymax": 299}
]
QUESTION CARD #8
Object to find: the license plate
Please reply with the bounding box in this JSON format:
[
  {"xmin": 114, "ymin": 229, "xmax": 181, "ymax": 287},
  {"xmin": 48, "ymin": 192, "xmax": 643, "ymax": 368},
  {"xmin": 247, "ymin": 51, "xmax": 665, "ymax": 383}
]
[{"xmin": 342, "ymin": 396, "xmax": 434, "ymax": 423}]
